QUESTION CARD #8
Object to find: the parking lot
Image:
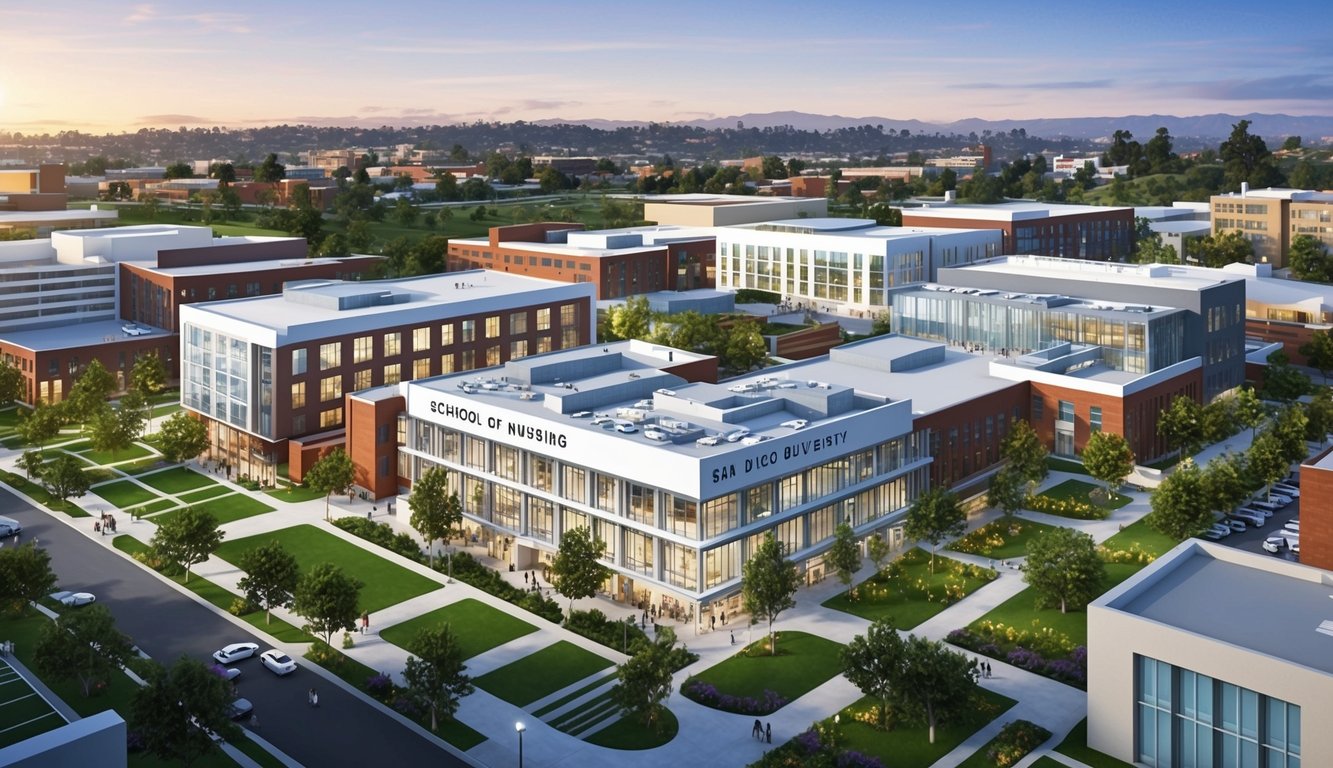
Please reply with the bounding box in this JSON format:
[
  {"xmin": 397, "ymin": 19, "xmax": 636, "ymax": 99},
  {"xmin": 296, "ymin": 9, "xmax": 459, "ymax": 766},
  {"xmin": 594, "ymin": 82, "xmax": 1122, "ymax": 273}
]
[{"xmin": 1214, "ymin": 488, "xmax": 1301, "ymax": 563}]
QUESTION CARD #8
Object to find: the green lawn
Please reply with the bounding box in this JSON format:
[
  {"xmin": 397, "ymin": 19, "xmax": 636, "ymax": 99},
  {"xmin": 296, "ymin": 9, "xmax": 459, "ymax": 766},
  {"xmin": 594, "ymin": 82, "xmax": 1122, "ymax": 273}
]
[
  {"xmin": 93, "ymin": 480, "xmax": 161, "ymax": 508},
  {"xmin": 1100, "ymin": 517, "xmax": 1181, "ymax": 558},
  {"xmin": 949, "ymin": 519, "xmax": 1061, "ymax": 560},
  {"xmin": 1031, "ymin": 758, "xmax": 1069, "ymax": 768},
  {"xmin": 1037, "ymin": 479, "xmax": 1132, "ymax": 512},
  {"xmin": 131, "ymin": 498, "xmax": 178, "ymax": 516},
  {"xmin": 171, "ymin": 494, "xmax": 274, "ymax": 525},
  {"xmin": 532, "ymin": 672, "xmax": 617, "ymax": 718},
  {"xmin": 177, "ymin": 486, "xmax": 234, "ymax": 503},
  {"xmin": 583, "ymin": 707, "xmax": 678, "ymax": 750},
  {"xmin": 215, "ymin": 525, "xmax": 440, "ymax": 613},
  {"xmin": 0, "ymin": 470, "xmax": 89, "ymax": 517},
  {"xmin": 264, "ymin": 484, "xmax": 327, "ymax": 503},
  {"xmin": 474, "ymin": 641, "xmax": 614, "ymax": 707},
  {"xmin": 112, "ymin": 536, "xmax": 314, "ymax": 644},
  {"xmin": 1055, "ymin": 719, "xmax": 1135, "ymax": 768},
  {"xmin": 832, "ymin": 689, "xmax": 1017, "ymax": 768},
  {"xmin": 683, "ymin": 631, "xmax": 843, "ymax": 712},
  {"xmin": 380, "ymin": 598, "xmax": 537, "ymax": 660},
  {"xmin": 122, "ymin": 457, "xmax": 169, "ymax": 475},
  {"xmin": 139, "ymin": 466, "xmax": 216, "ymax": 494},
  {"xmin": 79, "ymin": 442, "xmax": 155, "ymax": 465},
  {"xmin": 967, "ymin": 562, "xmax": 1143, "ymax": 651},
  {"xmin": 823, "ymin": 548, "xmax": 997, "ymax": 629}
]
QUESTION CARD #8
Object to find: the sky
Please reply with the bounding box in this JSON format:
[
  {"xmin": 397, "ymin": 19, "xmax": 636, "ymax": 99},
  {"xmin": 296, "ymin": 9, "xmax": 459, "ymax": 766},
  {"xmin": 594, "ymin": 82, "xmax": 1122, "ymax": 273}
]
[{"xmin": 2, "ymin": 0, "xmax": 1331, "ymax": 134}]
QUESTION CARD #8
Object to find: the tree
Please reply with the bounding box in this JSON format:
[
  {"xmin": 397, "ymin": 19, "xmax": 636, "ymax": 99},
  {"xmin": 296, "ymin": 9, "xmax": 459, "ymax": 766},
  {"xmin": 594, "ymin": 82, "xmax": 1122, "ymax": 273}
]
[
  {"xmin": 549, "ymin": 526, "xmax": 611, "ymax": 616},
  {"xmin": 1231, "ymin": 387, "xmax": 1268, "ymax": 439},
  {"xmin": 131, "ymin": 657, "xmax": 240, "ymax": 767},
  {"xmin": 402, "ymin": 624, "xmax": 474, "ymax": 732},
  {"xmin": 987, "ymin": 467, "xmax": 1026, "ymax": 517},
  {"xmin": 17, "ymin": 450, "xmax": 44, "ymax": 481},
  {"xmin": 1299, "ymin": 329, "xmax": 1333, "ymax": 384},
  {"xmin": 840, "ymin": 619, "xmax": 907, "ymax": 728},
  {"xmin": 210, "ymin": 162, "xmax": 237, "ymax": 185},
  {"xmin": 1246, "ymin": 432, "xmax": 1289, "ymax": 502},
  {"xmin": 150, "ymin": 507, "xmax": 224, "ymax": 583},
  {"xmin": 253, "ymin": 153, "xmax": 286, "ymax": 183},
  {"xmin": 1146, "ymin": 459, "xmax": 1211, "ymax": 539},
  {"xmin": 34, "ymin": 604, "xmax": 134, "ymax": 697},
  {"xmin": 870, "ymin": 312, "xmax": 892, "ymax": 336},
  {"xmin": 1080, "ymin": 431, "xmax": 1134, "ymax": 498},
  {"xmin": 1270, "ymin": 406, "xmax": 1309, "ymax": 467},
  {"xmin": 65, "ymin": 359, "xmax": 116, "ymax": 423},
  {"xmin": 41, "ymin": 453, "xmax": 91, "ymax": 502},
  {"xmin": 408, "ymin": 466, "xmax": 462, "ymax": 568},
  {"xmin": 1290, "ymin": 234, "xmax": 1333, "ymax": 284},
  {"xmin": 237, "ymin": 542, "xmax": 299, "ymax": 625},
  {"xmin": 1202, "ymin": 454, "xmax": 1250, "ymax": 517},
  {"xmin": 89, "ymin": 391, "xmax": 148, "ymax": 455},
  {"xmin": 17, "ymin": 402, "xmax": 63, "ymax": 452},
  {"xmin": 304, "ymin": 447, "xmax": 355, "ymax": 521},
  {"xmin": 1306, "ymin": 387, "xmax": 1333, "ymax": 443},
  {"xmin": 1023, "ymin": 527, "xmax": 1105, "ymax": 614},
  {"xmin": 1132, "ymin": 234, "xmax": 1179, "ymax": 265},
  {"xmin": 722, "ymin": 322, "xmax": 769, "ymax": 375},
  {"xmin": 612, "ymin": 625, "xmax": 678, "ymax": 731},
  {"xmin": 0, "ymin": 543, "xmax": 57, "ymax": 614},
  {"xmin": 293, "ymin": 562, "xmax": 362, "ymax": 646},
  {"xmin": 0, "ymin": 358, "xmax": 24, "ymax": 404},
  {"xmin": 1219, "ymin": 120, "xmax": 1283, "ymax": 191},
  {"xmin": 163, "ymin": 161, "xmax": 193, "ymax": 180},
  {"xmin": 865, "ymin": 532, "xmax": 891, "ymax": 574},
  {"xmin": 130, "ymin": 354, "xmax": 168, "ymax": 396},
  {"xmin": 605, "ymin": 295, "xmax": 653, "ymax": 341},
  {"xmin": 1261, "ymin": 351, "xmax": 1310, "ymax": 404},
  {"xmin": 741, "ymin": 532, "xmax": 800, "ymax": 655},
  {"xmin": 826, "ymin": 523, "xmax": 862, "ymax": 597},
  {"xmin": 903, "ymin": 487, "xmax": 965, "ymax": 572},
  {"xmin": 1190, "ymin": 230, "xmax": 1253, "ymax": 268},
  {"xmin": 1157, "ymin": 394, "xmax": 1204, "ymax": 457},
  {"xmin": 1000, "ymin": 419, "xmax": 1047, "ymax": 493},
  {"xmin": 158, "ymin": 412, "xmax": 210, "ymax": 463},
  {"xmin": 890, "ymin": 634, "xmax": 979, "ymax": 744}
]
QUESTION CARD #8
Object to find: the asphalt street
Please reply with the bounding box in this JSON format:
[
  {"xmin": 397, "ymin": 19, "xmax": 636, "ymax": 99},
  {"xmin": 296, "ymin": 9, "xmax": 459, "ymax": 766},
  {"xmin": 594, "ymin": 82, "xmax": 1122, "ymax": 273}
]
[
  {"xmin": 0, "ymin": 489, "xmax": 472, "ymax": 768},
  {"xmin": 1214, "ymin": 492, "xmax": 1301, "ymax": 562}
]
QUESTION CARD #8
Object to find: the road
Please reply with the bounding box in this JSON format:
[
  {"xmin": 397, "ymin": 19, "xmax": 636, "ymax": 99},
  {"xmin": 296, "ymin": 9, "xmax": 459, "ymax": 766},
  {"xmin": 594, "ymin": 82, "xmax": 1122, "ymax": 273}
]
[{"xmin": 1, "ymin": 489, "xmax": 473, "ymax": 768}]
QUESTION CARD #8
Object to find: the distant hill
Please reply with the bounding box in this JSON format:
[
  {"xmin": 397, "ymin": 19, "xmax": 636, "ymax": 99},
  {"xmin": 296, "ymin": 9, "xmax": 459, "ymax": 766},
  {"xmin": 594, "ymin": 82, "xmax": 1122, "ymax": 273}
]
[{"xmin": 535, "ymin": 111, "xmax": 1333, "ymax": 142}]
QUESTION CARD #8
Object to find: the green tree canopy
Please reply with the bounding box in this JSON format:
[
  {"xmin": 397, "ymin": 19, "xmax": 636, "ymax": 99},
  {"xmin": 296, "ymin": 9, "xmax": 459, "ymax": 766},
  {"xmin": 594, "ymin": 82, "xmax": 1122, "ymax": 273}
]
[
  {"xmin": 41, "ymin": 453, "xmax": 91, "ymax": 502},
  {"xmin": 826, "ymin": 523, "xmax": 862, "ymax": 596},
  {"xmin": 604, "ymin": 295, "xmax": 653, "ymax": 342},
  {"xmin": 304, "ymin": 447, "xmax": 355, "ymax": 520},
  {"xmin": 1023, "ymin": 527, "xmax": 1105, "ymax": 614},
  {"xmin": 150, "ymin": 507, "xmax": 224, "ymax": 583},
  {"xmin": 612, "ymin": 625, "xmax": 679, "ymax": 730},
  {"xmin": 903, "ymin": 487, "xmax": 965, "ymax": 572},
  {"xmin": 1146, "ymin": 459, "xmax": 1211, "ymax": 539},
  {"xmin": 1080, "ymin": 431, "xmax": 1135, "ymax": 496},
  {"xmin": 237, "ymin": 541, "xmax": 299, "ymax": 625},
  {"xmin": 35, "ymin": 604, "xmax": 134, "ymax": 697},
  {"xmin": 408, "ymin": 466, "xmax": 462, "ymax": 568},
  {"xmin": 1299, "ymin": 328, "xmax": 1333, "ymax": 384},
  {"xmin": 253, "ymin": 153, "xmax": 286, "ymax": 183},
  {"xmin": 1219, "ymin": 120, "xmax": 1284, "ymax": 191},
  {"xmin": 840, "ymin": 618, "xmax": 906, "ymax": 728},
  {"xmin": 1157, "ymin": 394, "xmax": 1204, "ymax": 457},
  {"xmin": 0, "ymin": 358, "xmax": 24, "ymax": 404},
  {"xmin": 65, "ymin": 359, "xmax": 116, "ymax": 423},
  {"xmin": 987, "ymin": 467, "xmax": 1026, "ymax": 517},
  {"xmin": 549, "ymin": 526, "xmax": 612, "ymax": 616},
  {"xmin": 293, "ymin": 562, "xmax": 362, "ymax": 646},
  {"xmin": 0, "ymin": 543, "xmax": 57, "ymax": 614},
  {"xmin": 158, "ymin": 412, "xmax": 210, "ymax": 464},
  {"xmin": 402, "ymin": 624, "xmax": 474, "ymax": 731},
  {"xmin": 741, "ymin": 532, "xmax": 800, "ymax": 655},
  {"xmin": 17, "ymin": 402, "xmax": 64, "ymax": 451},
  {"xmin": 130, "ymin": 656, "xmax": 240, "ymax": 767},
  {"xmin": 1261, "ymin": 351, "xmax": 1310, "ymax": 404},
  {"xmin": 889, "ymin": 633, "xmax": 979, "ymax": 744},
  {"xmin": 129, "ymin": 354, "xmax": 168, "ymax": 396},
  {"xmin": 1000, "ymin": 419, "xmax": 1047, "ymax": 493}
]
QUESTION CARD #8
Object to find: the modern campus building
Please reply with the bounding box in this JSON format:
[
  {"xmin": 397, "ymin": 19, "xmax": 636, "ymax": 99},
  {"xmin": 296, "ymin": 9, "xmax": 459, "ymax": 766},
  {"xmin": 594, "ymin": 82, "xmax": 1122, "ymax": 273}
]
[
  {"xmin": 447, "ymin": 223, "xmax": 717, "ymax": 299},
  {"xmin": 179, "ymin": 271, "xmax": 596, "ymax": 486},
  {"xmin": 899, "ymin": 200, "xmax": 1135, "ymax": 260},
  {"xmin": 0, "ymin": 225, "xmax": 377, "ymax": 404},
  {"xmin": 1088, "ymin": 540, "xmax": 1330, "ymax": 765},
  {"xmin": 715, "ymin": 218, "xmax": 1001, "ymax": 312},
  {"xmin": 642, "ymin": 193, "xmax": 828, "ymax": 227},
  {"xmin": 1210, "ymin": 186, "xmax": 1333, "ymax": 269}
]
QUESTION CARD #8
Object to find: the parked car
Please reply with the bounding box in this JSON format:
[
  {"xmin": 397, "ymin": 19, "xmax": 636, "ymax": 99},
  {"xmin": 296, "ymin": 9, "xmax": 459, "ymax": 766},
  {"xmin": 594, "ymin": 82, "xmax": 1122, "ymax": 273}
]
[
  {"xmin": 49, "ymin": 591, "xmax": 96, "ymax": 607},
  {"xmin": 1284, "ymin": 520, "xmax": 1300, "ymax": 533},
  {"xmin": 1264, "ymin": 493, "xmax": 1293, "ymax": 507},
  {"xmin": 259, "ymin": 649, "xmax": 297, "ymax": 676},
  {"xmin": 1230, "ymin": 510, "xmax": 1264, "ymax": 527},
  {"xmin": 1203, "ymin": 528, "xmax": 1224, "ymax": 541},
  {"xmin": 1283, "ymin": 473, "xmax": 1300, "ymax": 487},
  {"xmin": 695, "ymin": 434, "xmax": 720, "ymax": 447},
  {"xmin": 1272, "ymin": 483, "xmax": 1300, "ymax": 498},
  {"xmin": 1247, "ymin": 500, "xmax": 1280, "ymax": 515},
  {"xmin": 1262, "ymin": 536, "xmax": 1289, "ymax": 554},
  {"xmin": 225, "ymin": 698, "xmax": 254, "ymax": 721},
  {"xmin": 0, "ymin": 516, "xmax": 21, "ymax": 538},
  {"xmin": 1220, "ymin": 518, "xmax": 1248, "ymax": 532},
  {"xmin": 1206, "ymin": 523, "xmax": 1232, "ymax": 538},
  {"xmin": 725, "ymin": 428, "xmax": 750, "ymax": 443},
  {"xmin": 212, "ymin": 643, "xmax": 260, "ymax": 665},
  {"xmin": 613, "ymin": 422, "xmax": 638, "ymax": 434}
]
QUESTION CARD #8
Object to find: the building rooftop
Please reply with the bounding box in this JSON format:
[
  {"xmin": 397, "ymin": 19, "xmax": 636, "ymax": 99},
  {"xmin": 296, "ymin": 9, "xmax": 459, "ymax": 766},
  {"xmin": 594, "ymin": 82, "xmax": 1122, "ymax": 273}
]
[
  {"xmin": 1100, "ymin": 541, "xmax": 1333, "ymax": 677},
  {"xmin": 902, "ymin": 283, "xmax": 1178, "ymax": 319},
  {"xmin": 950, "ymin": 255, "xmax": 1235, "ymax": 292},
  {"xmin": 0, "ymin": 318, "xmax": 170, "ymax": 352},
  {"xmin": 1214, "ymin": 187, "xmax": 1333, "ymax": 203},
  {"xmin": 452, "ymin": 224, "xmax": 714, "ymax": 259},
  {"xmin": 138, "ymin": 254, "xmax": 372, "ymax": 277},
  {"xmin": 731, "ymin": 218, "xmax": 990, "ymax": 241},
  {"xmin": 0, "ymin": 209, "xmax": 119, "ymax": 226},
  {"xmin": 903, "ymin": 200, "xmax": 1132, "ymax": 222},
  {"xmin": 641, "ymin": 193, "xmax": 812, "ymax": 207}
]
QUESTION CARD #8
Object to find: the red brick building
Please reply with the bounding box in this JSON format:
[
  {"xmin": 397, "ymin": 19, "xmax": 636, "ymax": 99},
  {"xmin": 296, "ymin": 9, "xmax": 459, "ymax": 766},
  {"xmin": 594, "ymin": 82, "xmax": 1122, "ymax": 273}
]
[
  {"xmin": 1299, "ymin": 447, "xmax": 1333, "ymax": 571},
  {"xmin": 447, "ymin": 223, "xmax": 716, "ymax": 299},
  {"xmin": 901, "ymin": 201, "xmax": 1135, "ymax": 260}
]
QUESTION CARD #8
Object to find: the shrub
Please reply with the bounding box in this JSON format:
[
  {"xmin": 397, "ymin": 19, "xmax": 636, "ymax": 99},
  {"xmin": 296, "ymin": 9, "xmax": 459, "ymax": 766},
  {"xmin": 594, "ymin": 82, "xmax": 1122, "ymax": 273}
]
[
  {"xmin": 949, "ymin": 624, "xmax": 1087, "ymax": 687},
  {"xmin": 332, "ymin": 516, "xmax": 425, "ymax": 563},
  {"xmin": 227, "ymin": 597, "xmax": 258, "ymax": 616},
  {"xmin": 986, "ymin": 720, "xmax": 1052, "ymax": 767},
  {"xmin": 365, "ymin": 673, "xmax": 393, "ymax": 699},
  {"xmin": 342, "ymin": 631, "xmax": 355, "ymax": 649},
  {"xmin": 681, "ymin": 679, "xmax": 788, "ymax": 715},
  {"xmin": 1025, "ymin": 494, "xmax": 1106, "ymax": 520},
  {"xmin": 1097, "ymin": 544, "xmax": 1156, "ymax": 565},
  {"xmin": 442, "ymin": 551, "xmax": 564, "ymax": 624}
]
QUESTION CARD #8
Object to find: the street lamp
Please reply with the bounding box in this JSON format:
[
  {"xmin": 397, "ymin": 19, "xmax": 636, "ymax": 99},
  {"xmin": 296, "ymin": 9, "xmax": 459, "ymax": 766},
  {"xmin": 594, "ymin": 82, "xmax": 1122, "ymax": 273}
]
[{"xmin": 515, "ymin": 721, "xmax": 525, "ymax": 768}]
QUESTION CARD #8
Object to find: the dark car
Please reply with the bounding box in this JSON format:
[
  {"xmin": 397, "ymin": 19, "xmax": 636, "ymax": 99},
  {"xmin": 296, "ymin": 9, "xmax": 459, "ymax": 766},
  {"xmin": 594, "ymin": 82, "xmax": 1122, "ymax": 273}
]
[{"xmin": 225, "ymin": 698, "xmax": 254, "ymax": 721}]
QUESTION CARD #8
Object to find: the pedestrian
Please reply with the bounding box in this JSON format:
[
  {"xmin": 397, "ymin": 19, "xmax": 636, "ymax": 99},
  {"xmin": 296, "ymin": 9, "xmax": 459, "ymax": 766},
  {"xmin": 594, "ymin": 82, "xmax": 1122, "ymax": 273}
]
[
  {"xmin": 307, "ymin": 688, "xmax": 315, "ymax": 707},
  {"xmin": 367, "ymin": 510, "xmax": 372, "ymax": 521},
  {"xmin": 765, "ymin": 722, "xmax": 772, "ymax": 743},
  {"xmin": 709, "ymin": 614, "xmax": 716, "ymax": 631},
  {"xmin": 361, "ymin": 612, "xmax": 370, "ymax": 635},
  {"xmin": 250, "ymin": 713, "xmax": 259, "ymax": 730},
  {"xmin": 524, "ymin": 571, "xmax": 529, "ymax": 584},
  {"xmin": 752, "ymin": 719, "xmax": 762, "ymax": 740},
  {"xmin": 985, "ymin": 661, "xmax": 992, "ymax": 678},
  {"xmin": 730, "ymin": 631, "xmax": 735, "ymax": 645}
]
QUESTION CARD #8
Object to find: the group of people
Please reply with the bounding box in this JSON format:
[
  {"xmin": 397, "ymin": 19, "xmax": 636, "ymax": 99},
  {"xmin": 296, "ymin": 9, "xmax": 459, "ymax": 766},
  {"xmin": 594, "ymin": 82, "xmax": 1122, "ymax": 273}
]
[
  {"xmin": 978, "ymin": 659, "xmax": 992, "ymax": 678},
  {"xmin": 751, "ymin": 719, "xmax": 772, "ymax": 743},
  {"xmin": 93, "ymin": 513, "xmax": 117, "ymax": 535}
]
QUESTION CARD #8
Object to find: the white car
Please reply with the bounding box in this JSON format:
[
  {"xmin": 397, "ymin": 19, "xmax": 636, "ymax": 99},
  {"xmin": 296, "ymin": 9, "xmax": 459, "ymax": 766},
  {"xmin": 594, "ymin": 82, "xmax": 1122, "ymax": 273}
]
[
  {"xmin": 1206, "ymin": 523, "xmax": 1232, "ymax": 538},
  {"xmin": 1272, "ymin": 483, "xmax": 1300, "ymax": 498},
  {"xmin": 1262, "ymin": 536, "xmax": 1289, "ymax": 554},
  {"xmin": 49, "ymin": 591, "xmax": 96, "ymax": 607},
  {"xmin": 1221, "ymin": 518, "xmax": 1248, "ymax": 532},
  {"xmin": 1230, "ymin": 510, "xmax": 1264, "ymax": 527},
  {"xmin": 780, "ymin": 419, "xmax": 809, "ymax": 430},
  {"xmin": 260, "ymin": 649, "xmax": 297, "ymax": 676},
  {"xmin": 613, "ymin": 422, "xmax": 638, "ymax": 434},
  {"xmin": 695, "ymin": 434, "xmax": 720, "ymax": 447},
  {"xmin": 0, "ymin": 515, "xmax": 21, "ymax": 538},
  {"xmin": 1284, "ymin": 520, "xmax": 1300, "ymax": 533},
  {"xmin": 590, "ymin": 415, "xmax": 612, "ymax": 426},
  {"xmin": 725, "ymin": 428, "xmax": 750, "ymax": 443},
  {"xmin": 212, "ymin": 642, "xmax": 260, "ymax": 665}
]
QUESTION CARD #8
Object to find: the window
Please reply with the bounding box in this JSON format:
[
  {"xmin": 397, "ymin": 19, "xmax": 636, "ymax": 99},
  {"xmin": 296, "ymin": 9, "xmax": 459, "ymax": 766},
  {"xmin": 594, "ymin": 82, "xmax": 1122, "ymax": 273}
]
[
  {"xmin": 485, "ymin": 316, "xmax": 500, "ymax": 339},
  {"xmin": 1058, "ymin": 400, "xmax": 1074, "ymax": 422},
  {"xmin": 440, "ymin": 323, "xmax": 454, "ymax": 346},
  {"xmin": 413, "ymin": 358, "xmax": 431, "ymax": 380},
  {"xmin": 440, "ymin": 353, "xmax": 455, "ymax": 374},
  {"xmin": 561, "ymin": 303, "xmax": 577, "ymax": 327},
  {"xmin": 318, "ymin": 342, "xmax": 341, "ymax": 370},
  {"xmin": 412, "ymin": 327, "xmax": 431, "ymax": 352},
  {"xmin": 562, "ymin": 465, "xmax": 587, "ymax": 504},
  {"xmin": 319, "ymin": 407, "xmax": 343, "ymax": 428},
  {"xmin": 561, "ymin": 328, "xmax": 579, "ymax": 349},
  {"xmin": 461, "ymin": 320, "xmax": 476, "ymax": 342},
  {"xmin": 1090, "ymin": 406, "xmax": 1102, "ymax": 433},
  {"xmin": 536, "ymin": 308, "xmax": 551, "ymax": 331},
  {"xmin": 320, "ymin": 375, "xmax": 342, "ymax": 402},
  {"xmin": 1032, "ymin": 395, "xmax": 1044, "ymax": 421},
  {"xmin": 290, "ymin": 382, "xmax": 306, "ymax": 409},
  {"xmin": 383, "ymin": 363, "xmax": 401, "ymax": 385},
  {"xmin": 291, "ymin": 348, "xmax": 307, "ymax": 375},
  {"xmin": 460, "ymin": 349, "xmax": 475, "ymax": 369},
  {"xmin": 353, "ymin": 336, "xmax": 373, "ymax": 363},
  {"xmin": 509, "ymin": 311, "xmax": 527, "ymax": 335},
  {"xmin": 384, "ymin": 332, "xmax": 401, "ymax": 357},
  {"xmin": 292, "ymin": 414, "xmax": 306, "ymax": 434},
  {"xmin": 354, "ymin": 368, "xmax": 372, "ymax": 391},
  {"xmin": 509, "ymin": 340, "xmax": 528, "ymax": 360},
  {"xmin": 486, "ymin": 345, "xmax": 500, "ymax": 366}
]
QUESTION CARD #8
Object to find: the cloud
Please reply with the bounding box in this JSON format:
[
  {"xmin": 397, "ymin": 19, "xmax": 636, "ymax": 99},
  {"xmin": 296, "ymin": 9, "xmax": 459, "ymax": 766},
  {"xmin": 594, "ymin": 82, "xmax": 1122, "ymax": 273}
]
[
  {"xmin": 137, "ymin": 114, "xmax": 215, "ymax": 125},
  {"xmin": 518, "ymin": 99, "xmax": 579, "ymax": 111},
  {"xmin": 1186, "ymin": 75, "xmax": 1333, "ymax": 101},
  {"xmin": 122, "ymin": 5, "xmax": 250, "ymax": 33},
  {"xmin": 950, "ymin": 79, "xmax": 1114, "ymax": 91},
  {"xmin": 123, "ymin": 3, "xmax": 155, "ymax": 24}
]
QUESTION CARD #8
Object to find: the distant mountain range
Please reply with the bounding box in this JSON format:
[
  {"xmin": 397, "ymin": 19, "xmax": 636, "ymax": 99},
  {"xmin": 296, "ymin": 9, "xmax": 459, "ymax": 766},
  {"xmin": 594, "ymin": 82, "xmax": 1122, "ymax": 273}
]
[{"xmin": 535, "ymin": 112, "xmax": 1333, "ymax": 141}]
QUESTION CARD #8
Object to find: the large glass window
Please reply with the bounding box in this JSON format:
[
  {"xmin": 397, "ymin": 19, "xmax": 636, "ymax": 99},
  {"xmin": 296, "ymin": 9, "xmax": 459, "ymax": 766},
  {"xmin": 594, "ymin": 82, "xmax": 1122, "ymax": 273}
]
[
  {"xmin": 485, "ymin": 316, "xmax": 500, "ymax": 339},
  {"xmin": 703, "ymin": 542, "xmax": 740, "ymax": 588},
  {"xmin": 383, "ymin": 363, "xmax": 401, "ymax": 385},
  {"xmin": 319, "ymin": 342, "xmax": 341, "ymax": 370},
  {"xmin": 412, "ymin": 327, "xmax": 430, "ymax": 352},
  {"xmin": 625, "ymin": 482, "xmax": 654, "ymax": 526},
  {"xmin": 595, "ymin": 473, "xmax": 617, "ymax": 513},
  {"xmin": 529, "ymin": 455, "xmax": 554, "ymax": 492},
  {"xmin": 562, "ymin": 465, "xmax": 587, "ymax": 504},
  {"xmin": 440, "ymin": 323, "xmax": 455, "ymax": 346},
  {"xmin": 493, "ymin": 444, "xmax": 520, "ymax": 481},
  {"xmin": 702, "ymin": 494, "xmax": 736, "ymax": 537},
  {"xmin": 509, "ymin": 312, "xmax": 528, "ymax": 335},
  {"xmin": 624, "ymin": 530, "xmax": 653, "ymax": 574},
  {"xmin": 291, "ymin": 348, "xmax": 307, "ymax": 375},
  {"xmin": 537, "ymin": 308, "xmax": 551, "ymax": 331},
  {"xmin": 413, "ymin": 358, "xmax": 431, "ymax": 380},
  {"xmin": 1058, "ymin": 400, "xmax": 1074, "ymax": 422},
  {"xmin": 354, "ymin": 368, "xmax": 372, "ymax": 391},
  {"xmin": 662, "ymin": 542, "xmax": 697, "ymax": 590},
  {"xmin": 461, "ymin": 320, "xmax": 476, "ymax": 342},
  {"xmin": 320, "ymin": 375, "xmax": 341, "ymax": 402},
  {"xmin": 561, "ymin": 303, "xmax": 577, "ymax": 327},
  {"xmin": 319, "ymin": 407, "xmax": 343, "ymax": 428},
  {"xmin": 666, "ymin": 495, "xmax": 697, "ymax": 537},
  {"xmin": 384, "ymin": 332, "xmax": 401, "ymax": 356},
  {"xmin": 291, "ymin": 382, "xmax": 306, "ymax": 409},
  {"xmin": 353, "ymin": 336, "xmax": 373, "ymax": 363}
]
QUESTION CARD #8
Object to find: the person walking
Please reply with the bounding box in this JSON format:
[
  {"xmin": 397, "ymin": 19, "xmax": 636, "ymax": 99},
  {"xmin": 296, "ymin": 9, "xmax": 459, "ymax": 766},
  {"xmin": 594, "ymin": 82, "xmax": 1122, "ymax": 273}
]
[
  {"xmin": 752, "ymin": 719, "xmax": 762, "ymax": 740},
  {"xmin": 765, "ymin": 722, "xmax": 772, "ymax": 743},
  {"xmin": 361, "ymin": 612, "xmax": 370, "ymax": 635},
  {"xmin": 709, "ymin": 614, "xmax": 715, "ymax": 631},
  {"xmin": 730, "ymin": 631, "xmax": 735, "ymax": 645}
]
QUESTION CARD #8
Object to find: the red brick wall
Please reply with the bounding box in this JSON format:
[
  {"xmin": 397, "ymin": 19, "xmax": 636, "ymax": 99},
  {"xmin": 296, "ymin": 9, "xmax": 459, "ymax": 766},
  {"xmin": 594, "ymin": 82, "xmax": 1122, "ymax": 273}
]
[
  {"xmin": 488, "ymin": 223, "xmax": 585, "ymax": 247},
  {"xmin": 914, "ymin": 382, "xmax": 1029, "ymax": 490},
  {"xmin": 772, "ymin": 323, "xmax": 843, "ymax": 360},
  {"xmin": 1300, "ymin": 449, "xmax": 1333, "ymax": 571},
  {"xmin": 347, "ymin": 394, "xmax": 406, "ymax": 499},
  {"xmin": 1245, "ymin": 319, "xmax": 1317, "ymax": 366},
  {"xmin": 0, "ymin": 336, "xmax": 177, "ymax": 405}
]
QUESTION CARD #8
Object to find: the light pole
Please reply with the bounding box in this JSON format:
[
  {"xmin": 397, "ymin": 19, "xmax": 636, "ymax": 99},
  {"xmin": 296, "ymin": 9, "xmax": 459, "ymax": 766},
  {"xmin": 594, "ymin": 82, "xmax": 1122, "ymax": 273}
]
[{"xmin": 515, "ymin": 721, "xmax": 525, "ymax": 768}]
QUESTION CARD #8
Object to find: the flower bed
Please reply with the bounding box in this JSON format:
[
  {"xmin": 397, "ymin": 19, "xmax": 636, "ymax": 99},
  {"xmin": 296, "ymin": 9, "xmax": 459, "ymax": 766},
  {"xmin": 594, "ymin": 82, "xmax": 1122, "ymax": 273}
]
[
  {"xmin": 982, "ymin": 720, "xmax": 1052, "ymax": 767},
  {"xmin": 681, "ymin": 680, "xmax": 787, "ymax": 715},
  {"xmin": 947, "ymin": 623, "xmax": 1087, "ymax": 687},
  {"xmin": 1024, "ymin": 493, "xmax": 1105, "ymax": 520},
  {"xmin": 948, "ymin": 519, "xmax": 1058, "ymax": 560}
]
